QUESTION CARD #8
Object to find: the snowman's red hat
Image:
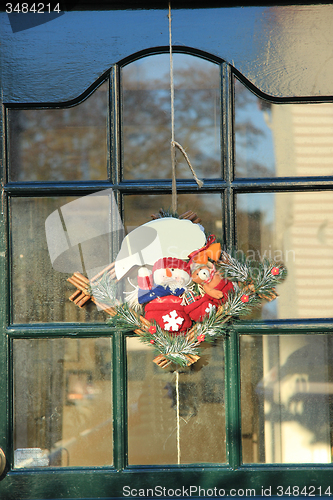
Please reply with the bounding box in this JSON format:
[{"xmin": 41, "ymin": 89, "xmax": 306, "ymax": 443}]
[{"xmin": 153, "ymin": 257, "xmax": 190, "ymax": 275}]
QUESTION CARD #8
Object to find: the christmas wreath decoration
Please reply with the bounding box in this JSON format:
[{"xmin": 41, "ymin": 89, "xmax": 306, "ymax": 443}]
[{"xmin": 67, "ymin": 210, "xmax": 287, "ymax": 370}]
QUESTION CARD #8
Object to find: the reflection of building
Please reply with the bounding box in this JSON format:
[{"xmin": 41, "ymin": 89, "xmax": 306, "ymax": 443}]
[
  {"xmin": 241, "ymin": 334, "xmax": 333, "ymax": 464},
  {"xmin": 266, "ymin": 104, "xmax": 333, "ymax": 462},
  {"xmin": 272, "ymin": 103, "xmax": 333, "ymax": 320},
  {"xmin": 260, "ymin": 336, "xmax": 333, "ymax": 464},
  {"xmin": 239, "ymin": 88, "xmax": 333, "ymax": 465}
]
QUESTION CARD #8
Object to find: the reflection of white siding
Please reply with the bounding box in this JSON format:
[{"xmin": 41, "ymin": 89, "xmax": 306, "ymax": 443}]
[
  {"xmin": 290, "ymin": 193, "xmax": 333, "ymax": 318},
  {"xmin": 292, "ymin": 105, "xmax": 333, "ymax": 176},
  {"xmin": 273, "ymin": 104, "xmax": 333, "ymax": 319}
]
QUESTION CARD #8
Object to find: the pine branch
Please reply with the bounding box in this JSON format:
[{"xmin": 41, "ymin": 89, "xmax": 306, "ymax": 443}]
[
  {"xmin": 217, "ymin": 251, "xmax": 249, "ymax": 282},
  {"xmin": 107, "ymin": 303, "xmax": 143, "ymax": 332},
  {"xmin": 194, "ymin": 307, "xmax": 229, "ymax": 342},
  {"xmin": 150, "ymin": 208, "xmax": 179, "ymax": 219},
  {"xmin": 89, "ymin": 271, "xmax": 118, "ymax": 307},
  {"xmin": 254, "ymin": 261, "xmax": 287, "ymax": 288},
  {"xmin": 139, "ymin": 324, "xmax": 201, "ymax": 367},
  {"xmin": 103, "ymin": 248, "xmax": 287, "ymax": 368},
  {"xmin": 249, "ymin": 261, "xmax": 287, "ymax": 300},
  {"xmin": 223, "ymin": 286, "xmax": 261, "ymax": 317}
]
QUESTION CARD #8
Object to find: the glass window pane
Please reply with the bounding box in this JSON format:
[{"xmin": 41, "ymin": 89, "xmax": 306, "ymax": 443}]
[
  {"xmin": 235, "ymin": 78, "xmax": 276, "ymax": 178},
  {"xmin": 122, "ymin": 54, "xmax": 221, "ymax": 180},
  {"xmin": 124, "ymin": 193, "xmax": 223, "ymax": 241},
  {"xmin": 240, "ymin": 334, "xmax": 333, "ymax": 464},
  {"xmin": 127, "ymin": 337, "xmax": 225, "ymax": 465},
  {"xmin": 237, "ymin": 191, "xmax": 333, "ymax": 320},
  {"xmin": 235, "ymin": 78, "xmax": 333, "ymax": 178},
  {"xmin": 11, "ymin": 197, "xmax": 109, "ymax": 323},
  {"xmin": 13, "ymin": 338, "xmax": 113, "ymax": 468},
  {"xmin": 8, "ymin": 81, "xmax": 108, "ymax": 182}
]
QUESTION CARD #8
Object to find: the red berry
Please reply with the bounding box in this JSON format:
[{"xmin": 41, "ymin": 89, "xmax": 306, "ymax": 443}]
[{"xmin": 150, "ymin": 339, "xmax": 155, "ymax": 344}]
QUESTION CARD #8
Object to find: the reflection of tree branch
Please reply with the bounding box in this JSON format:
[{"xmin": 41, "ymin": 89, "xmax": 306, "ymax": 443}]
[
  {"xmin": 11, "ymin": 82, "xmax": 108, "ymax": 182},
  {"xmin": 123, "ymin": 65, "xmax": 222, "ymax": 180},
  {"xmin": 123, "ymin": 64, "xmax": 272, "ymax": 181},
  {"xmin": 234, "ymin": 78, "xmax": 273, "ymax": 176},
  {"xmin": 235, "ymin": 121, "xmax": 265, "ymax": 145},
  {"xmin": 236, "ymin": 158, "xmax": 274, "ymax": 177}
]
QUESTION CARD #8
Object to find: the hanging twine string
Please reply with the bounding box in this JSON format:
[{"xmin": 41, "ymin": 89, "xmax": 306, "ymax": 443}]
[
  {"xmin": 168, "ymin": 4, "xmax": 201, "ymax": 464},
  {"xmin": 168, "ymin": 3, "xmax": 177, "ymax": 213},
  {"xmin": 173, "ymin": 141, "xmax": 204, "ymax": 188},
  {"xmin": 175, "ymin": 370, "xmax": 181, "ymax": 464},
  {"xmin": 168, "ymin": 3, "xmax": 203, "ymax": 214}
]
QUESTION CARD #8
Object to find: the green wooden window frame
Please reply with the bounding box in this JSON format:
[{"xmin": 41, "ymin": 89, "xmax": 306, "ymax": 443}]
[{"xmin": 1, "ymin": 51, "xmax": 333, "ymax": 498}]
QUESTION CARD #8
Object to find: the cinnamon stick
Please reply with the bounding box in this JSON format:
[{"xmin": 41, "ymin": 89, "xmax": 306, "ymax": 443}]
[
  {"xmin": 77, "ymin": 294, "xmax": 91, "ymax": 307},
  {"xmin": 90, "ymin": 263, "xmax": 116, "ymax": 283},
  {"xmin": 153, "ymin": 355, "xmax": 172, "ymax": 368},
  {"xmin": 67, "ymin": 277, "xmax": 89, "ymax": 293},
  {"xmin": 69, "ymin": 289, "xmax": 82, "ymax": 302},
  {"xmin": 73, "ymin": 272, "xmax": 89, "ymax": 284}
]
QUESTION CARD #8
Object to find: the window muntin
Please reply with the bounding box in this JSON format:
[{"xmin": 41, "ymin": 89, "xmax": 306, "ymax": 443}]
[
  {"xmin": 240, "ymin": 333, "xmax": 333, "ymax": 464},
  {"xmin": 8, "ymin": 81, "xmax": 108, "ymax": 182},
  {"xmin": 122, "ymin": 54, "xmax": 221, "ymax": 180},
  {"xmin": 235, "ymin": 78, "xmax": 333, "ymax": 178}
]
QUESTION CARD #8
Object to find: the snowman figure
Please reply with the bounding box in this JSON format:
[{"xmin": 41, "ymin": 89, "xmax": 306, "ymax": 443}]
[{"xmin": 138, "ymin": 257, "xmax": 192, "ymax": 333}]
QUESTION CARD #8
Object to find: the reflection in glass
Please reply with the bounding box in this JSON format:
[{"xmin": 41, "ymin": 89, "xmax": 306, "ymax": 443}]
[
  {"xmin": 8, "ymin": 81, "xmax": 108, "ymax": 182},
  {"xmin": 122, "ymin": 54, "xmax": 221, "ymax": 180},
  {"xmin": 235, "ymin": 78, "xmax": 333, "ymax": 178},
  {"xmin": 241, "ymin": 334, "xmax": 333, "ymax": 464},
  {"xmin": 13, "ymin": 338, "xmax": 113, "ymax": 468},
  {"xmin": 11, "ymin": 197, "xmax": 107, "ymax": 323},
  {"xmin": 127, "ymin": 337, "xmax": 226, "ymax": 465},
  {"xmin": 237, "ymin": 191, "xmax": 333, "ymax": 320},
  {"xmin": 124, "ymin": 193, "xmax": 223, "ymax": 242}
]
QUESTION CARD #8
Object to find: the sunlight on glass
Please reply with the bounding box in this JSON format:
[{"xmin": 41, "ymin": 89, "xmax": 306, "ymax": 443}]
[
  {"xmin": 235, "ymin": 78, "xmax": 333, "ymax": 178},
  {"xmin": 237, "ymin": 191, "xmax": 333, "ymax": 320},
  {"xmin": 122, "ymin": 54, "xmax": 221, "ymax": 180},
  {"xmin": 241, "ymin": 334, "xmax": 333, "ymax": 464}
]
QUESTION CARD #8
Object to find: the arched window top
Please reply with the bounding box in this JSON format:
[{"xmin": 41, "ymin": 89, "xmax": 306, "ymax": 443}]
[
  {"xmin": 3, "ymin": 6, "xmax": 333, "ymax": 104},
  {"xmin": 121, "ymin": 53, "xmax": 221, "ymax": 181}
]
